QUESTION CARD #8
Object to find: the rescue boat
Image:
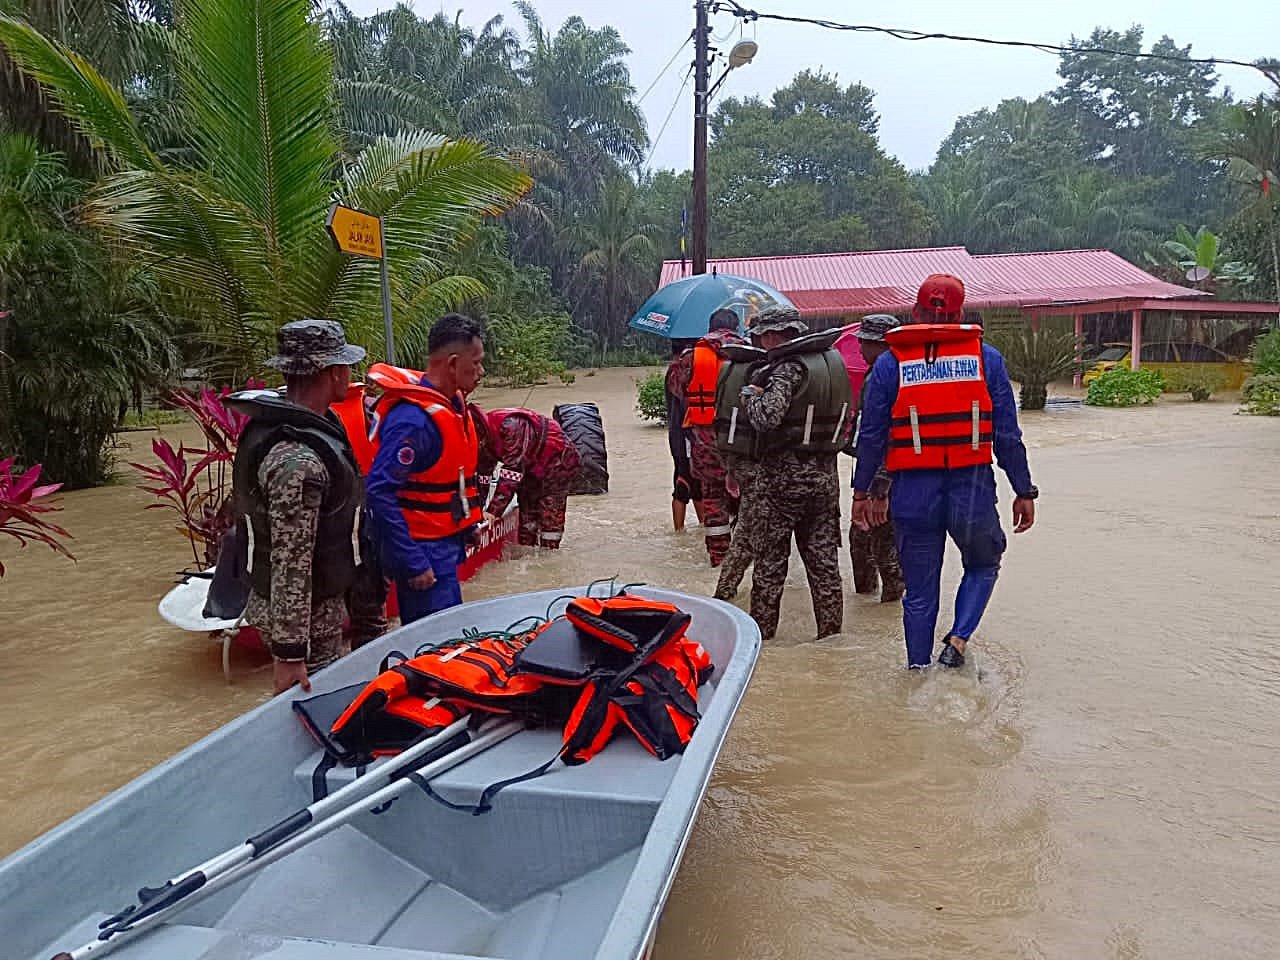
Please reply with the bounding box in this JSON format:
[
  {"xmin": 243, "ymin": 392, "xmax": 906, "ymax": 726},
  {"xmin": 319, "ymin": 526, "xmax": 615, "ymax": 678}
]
[{"xmin": 1, "ymin": 586, "xmax": 760, "ymax": 960}]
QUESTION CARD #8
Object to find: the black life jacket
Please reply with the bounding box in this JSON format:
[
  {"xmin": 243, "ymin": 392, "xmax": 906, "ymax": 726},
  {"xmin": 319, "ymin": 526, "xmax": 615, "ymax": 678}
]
[
  {"xmin": 757, "ymin": 330, "xmax": 854, "ymax": 455},
  {"xmin": 227, "ymin": 390, "xmax": 362, "ymax": 602},
  {"xmin": 713, "ymin": 343, "xmax": 769, "ymax": 460}
]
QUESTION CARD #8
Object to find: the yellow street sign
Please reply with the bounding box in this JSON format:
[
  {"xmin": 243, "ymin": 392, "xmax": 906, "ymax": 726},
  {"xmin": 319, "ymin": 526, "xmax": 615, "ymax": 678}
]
[{"xmin": 326, "ymin": 203, "xmax": 383, "ymax": 260}]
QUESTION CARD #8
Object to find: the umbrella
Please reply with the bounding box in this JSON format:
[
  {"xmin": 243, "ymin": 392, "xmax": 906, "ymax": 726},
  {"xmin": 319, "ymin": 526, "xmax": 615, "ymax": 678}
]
[
  {"xmin": 833, "ymin": 324, "xmax": 869, "ymax": 400},
  {"xmin": 628, "ymin": 272, "xmax": 796, "ymax": 340}
]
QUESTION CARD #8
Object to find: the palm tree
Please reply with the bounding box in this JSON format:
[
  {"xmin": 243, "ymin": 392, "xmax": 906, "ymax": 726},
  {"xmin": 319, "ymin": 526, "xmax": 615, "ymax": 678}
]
[
  {"xmin": 560, "ymin": 175, "xmax": 656, "ymax": 352},
  {"xmin": 1213, "ymin": 96, "xmax": 1280, "ymax": 303},
  {"xmin": 0, "ymin": 0, "xmax": 532, "ymax": 377},
  {"xmin": 987, "ymin": 328, "xmax": 1083, "ymax": 411}
]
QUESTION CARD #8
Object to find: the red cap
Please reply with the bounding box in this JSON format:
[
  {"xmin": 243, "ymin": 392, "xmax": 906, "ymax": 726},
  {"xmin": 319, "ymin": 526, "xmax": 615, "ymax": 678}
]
[{"xmin": 915, "ymin": 274, "xmax": 965, "ymax": 317}]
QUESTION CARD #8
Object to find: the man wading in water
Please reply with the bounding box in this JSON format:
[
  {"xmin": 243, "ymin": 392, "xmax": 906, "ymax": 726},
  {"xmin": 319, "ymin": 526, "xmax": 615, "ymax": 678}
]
[
  {"xmin": 233, "ymin": 320, "xmax": 366, "ymax": 694},
  {"xmin": 853, "ymin": 275, "xmax": 1037, "ymax": 669}
]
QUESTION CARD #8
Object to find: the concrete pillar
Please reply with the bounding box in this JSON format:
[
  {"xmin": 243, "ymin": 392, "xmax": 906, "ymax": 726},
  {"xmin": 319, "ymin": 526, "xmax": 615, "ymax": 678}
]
[
  {"xmin": 1073, "ymin": 313, "xmax": 1084, "ymax": 387},
  {"xmin": 1130, "ymin": 309, "xmax": 1143, "ymax": 371}
]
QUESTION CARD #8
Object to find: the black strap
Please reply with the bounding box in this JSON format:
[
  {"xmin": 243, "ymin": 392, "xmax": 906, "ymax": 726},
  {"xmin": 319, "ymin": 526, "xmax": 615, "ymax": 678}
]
[
  {"xmin": 311, "ymin": 752, "xmax": 338, "ymax": 803},
  {"xmin": 891, "ymin": 411, "xmax": 992, "ymax": 426},
  {"xmin": 889, "ymin": 432, "xmax": 994, "ymax": 449}
]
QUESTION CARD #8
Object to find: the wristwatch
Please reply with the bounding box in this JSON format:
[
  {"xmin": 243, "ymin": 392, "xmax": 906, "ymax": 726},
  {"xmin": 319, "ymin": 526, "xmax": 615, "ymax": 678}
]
[{"xmin": 1016, "ymin": 485, "xmax": 1039, "ymax": 501}]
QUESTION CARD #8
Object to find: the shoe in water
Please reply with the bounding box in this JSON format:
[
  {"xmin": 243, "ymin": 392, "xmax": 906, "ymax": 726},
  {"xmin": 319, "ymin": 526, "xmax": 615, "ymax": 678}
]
[
  {"xmin": 880, "ymin": 584, "xmax": 904, "ymax": 603},
  {"xmin": 937, "ymin": 640, "xmax": 965, "ymax": 669},
  {"xmin": 907, "ymin": 663, "xmax": 929, "ymax": 671}
]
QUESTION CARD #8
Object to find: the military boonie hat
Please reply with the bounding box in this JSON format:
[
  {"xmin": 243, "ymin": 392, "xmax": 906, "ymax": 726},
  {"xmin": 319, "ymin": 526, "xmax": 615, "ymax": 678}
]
[
  {"xmin": 915, "ymin": 274, "xmax": 965, "ymax": 317},
  {"xmin": 854, "ymin": 314, "xmax": 900, "ymax": 342},
  {"xmin": 265, "ymin": 318, "xmax": 366, "ymax": 375},
  {"xmin": 749, "ymin": 305, "xmax": 808, "ymax": 336}
]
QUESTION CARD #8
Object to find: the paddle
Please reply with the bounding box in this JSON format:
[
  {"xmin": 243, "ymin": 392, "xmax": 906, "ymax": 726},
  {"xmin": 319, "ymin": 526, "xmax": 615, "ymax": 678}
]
[{"xmin": 50, "ymin": 716, "xmax": 521, "ymax": 960}]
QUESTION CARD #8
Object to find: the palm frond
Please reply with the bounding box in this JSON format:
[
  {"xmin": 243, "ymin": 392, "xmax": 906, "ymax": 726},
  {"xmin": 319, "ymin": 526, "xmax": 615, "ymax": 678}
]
[{"xmin": 0, "ymin": 13, "xmax": 157, "ymax": 169}]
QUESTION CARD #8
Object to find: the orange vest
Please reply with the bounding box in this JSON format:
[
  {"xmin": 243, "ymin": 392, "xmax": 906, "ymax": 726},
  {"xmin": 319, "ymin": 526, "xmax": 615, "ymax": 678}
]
[
  {"xmin": 885, "ymin": 324, "xmax": 993, "ymax": 471},
  {"xmin": 330, "ymin": 383, "xmax": 375, "ymax": 474},
  {"xmin": 682, "ymin": 342, "xmax": 723, "ymax": 427},
  {"xmin": 366, "ymin": 363, "xmax": 481, "ymax": 540}
]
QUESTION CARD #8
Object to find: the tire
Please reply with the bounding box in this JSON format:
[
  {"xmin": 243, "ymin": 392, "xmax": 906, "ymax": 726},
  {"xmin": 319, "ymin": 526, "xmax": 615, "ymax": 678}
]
[{"xmin": 553, "ymin": 402, "xmax": 609, "ymax": 495}]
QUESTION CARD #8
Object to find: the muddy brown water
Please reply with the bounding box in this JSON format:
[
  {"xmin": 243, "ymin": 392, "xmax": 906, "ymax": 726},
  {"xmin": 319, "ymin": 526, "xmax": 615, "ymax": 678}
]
[{"xmin": 2, "ymin": 368, "xmax": 1278, "ymax": 959}]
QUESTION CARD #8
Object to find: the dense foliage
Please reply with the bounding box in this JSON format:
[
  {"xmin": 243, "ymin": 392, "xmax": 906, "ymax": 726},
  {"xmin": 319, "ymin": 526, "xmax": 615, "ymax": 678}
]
[
  {"xmin": 1086, "ymin": 368, "xmax": 1166, "ymax": 407},
  {"xmin": 0, "ymin": 4, "xmax": 1276, "ymax": 487}
]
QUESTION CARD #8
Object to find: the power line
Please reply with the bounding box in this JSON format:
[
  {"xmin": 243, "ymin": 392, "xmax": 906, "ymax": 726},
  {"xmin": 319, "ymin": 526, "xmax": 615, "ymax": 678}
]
[
  {"xmin": 637, "ymin": 33, "xmax": 693, "ymax": 105},
  {"xmin": 645, "ymin": 64, "xmax": 694, "ymax": 168},
  {"xmin": 717, "ymin": 1, "xmax": 1269, "ymax": 76}
]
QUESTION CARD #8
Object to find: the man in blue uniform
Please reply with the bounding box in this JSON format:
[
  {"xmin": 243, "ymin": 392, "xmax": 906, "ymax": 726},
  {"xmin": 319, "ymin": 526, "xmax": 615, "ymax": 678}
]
[
  {"xmin": 852, "ymin": 275, "xmax": 1038, "ymax": 669},
  {"xmin": 365, "ymin": 313, "xmax": 485, "ymax": 624}
]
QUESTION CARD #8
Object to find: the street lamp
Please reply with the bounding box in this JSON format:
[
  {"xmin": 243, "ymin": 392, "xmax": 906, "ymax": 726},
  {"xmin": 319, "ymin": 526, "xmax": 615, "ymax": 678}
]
[{"xmin": 708, "ymin": 39, "xmax": 758, "ymax": 98}]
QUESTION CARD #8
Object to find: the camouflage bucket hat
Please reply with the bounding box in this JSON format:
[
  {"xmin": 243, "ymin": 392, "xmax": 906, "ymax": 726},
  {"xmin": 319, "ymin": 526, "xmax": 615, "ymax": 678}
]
[
  {"xmin": 749, "ymin": 305, "xmax": 808, "ymax": 336},
  {"xmin": 266, "ymin": 318, "xmax": 366, "ymax": 375},
  {"xmin": 854, "ymin": 314, "xmax": 900, "ymax": 342}
]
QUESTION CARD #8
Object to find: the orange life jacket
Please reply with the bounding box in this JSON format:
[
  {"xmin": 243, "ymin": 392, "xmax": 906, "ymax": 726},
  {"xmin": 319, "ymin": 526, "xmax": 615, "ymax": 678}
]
[
  {"xmin": 885, "ymin": 324, "xmax": 993, "ymax": 472},
  {"xmin": 366, "ymin": 363, "xmax": 481, "ymax": 540},
  {"xmin": 683, "ymin": 342, "xmax": 723, "ymax": 427},
  {"xmin": 330, "ymin": 383, "xmax": 375, "ymax": 474},
  {"xmin": 319, "ymin": 594, "xmax": 713, "ymax": 778}
]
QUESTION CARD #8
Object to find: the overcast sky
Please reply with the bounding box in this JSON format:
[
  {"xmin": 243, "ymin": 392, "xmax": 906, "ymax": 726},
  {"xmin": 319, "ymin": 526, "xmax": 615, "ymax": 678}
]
[{"xmin": 342, "ymin": 0, "xmax": 1274, "ymax": 173}]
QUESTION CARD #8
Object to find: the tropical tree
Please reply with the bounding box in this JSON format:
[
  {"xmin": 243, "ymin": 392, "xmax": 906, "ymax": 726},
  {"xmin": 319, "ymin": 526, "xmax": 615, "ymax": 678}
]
[
  {"xmin": 560, "ymin": 174, "xmax": 657, "ymax": 351},
  {"xmin": 1146, "ymin": 224, "xmax": 1255, "ymax": 292},
  {"xmin": 0, "ymin": 132, "xmax": 178, "ymax": 485},
  {"xmin": 987, "ymin": 327, "xmax": 1083, "ymax": 411},
  {"xmin": 1212, "ymin": 96, "xmax": 1280, "ymax": 301},
  {"xmin": 0, "ymin": 0, "xmax": 532, "ymax": 379}
]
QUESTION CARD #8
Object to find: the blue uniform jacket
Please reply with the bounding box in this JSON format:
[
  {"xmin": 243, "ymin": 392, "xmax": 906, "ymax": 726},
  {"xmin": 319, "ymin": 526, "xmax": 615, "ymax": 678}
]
[
  {"xmin": 365, "ymin": 377, "xmax": 464, "ymax": 579},
  {"xmin": 852, "ymin": 343, "xmax": 1033, "ymax": 497}
]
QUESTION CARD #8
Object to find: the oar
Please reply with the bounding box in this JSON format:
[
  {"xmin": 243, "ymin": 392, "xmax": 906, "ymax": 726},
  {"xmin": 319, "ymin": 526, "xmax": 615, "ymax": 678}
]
[{"xmin": 51, "ymin": 717, "xmax": 521, "ymax": 960}]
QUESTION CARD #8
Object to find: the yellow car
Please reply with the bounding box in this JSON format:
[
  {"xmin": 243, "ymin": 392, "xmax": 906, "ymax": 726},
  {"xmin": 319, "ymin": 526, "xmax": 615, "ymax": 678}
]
[{"xmin": 1082, "ymin": 341, "xmax": 1251, "ymax": 389}]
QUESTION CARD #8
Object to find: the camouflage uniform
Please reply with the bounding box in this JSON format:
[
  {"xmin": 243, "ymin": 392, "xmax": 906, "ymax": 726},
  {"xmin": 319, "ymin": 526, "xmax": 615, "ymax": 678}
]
[
  {"xmin": 673, "ymin": 328, "xmax": 745, "ymax": 565},
  {"xmin": 243, "ymin": 441, "xmax": 349, "ymax": 671},
  {"xmin": 485, "ymin": 411, "xmax": 582, "ymax": 549},
  {"xmin": 745, "ymin": 358, "xmax": 844, "ymax": 642},
  {"xmin": 713, "ymin": 457, "xmax": 759, "ymax": 600}
]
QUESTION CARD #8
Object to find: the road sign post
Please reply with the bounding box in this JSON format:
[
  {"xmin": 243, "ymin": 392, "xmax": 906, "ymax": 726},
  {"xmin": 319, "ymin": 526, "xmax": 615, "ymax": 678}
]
[{"xmin": 326, "ymin": 203, "xmax": 396, "ymax": 364}]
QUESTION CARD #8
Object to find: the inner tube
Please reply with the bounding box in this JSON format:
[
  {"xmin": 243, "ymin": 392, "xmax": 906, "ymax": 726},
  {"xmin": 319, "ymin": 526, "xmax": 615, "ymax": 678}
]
[{"xmin": 553, "ymin": 402, "xmax": 609, "ymax": 495}]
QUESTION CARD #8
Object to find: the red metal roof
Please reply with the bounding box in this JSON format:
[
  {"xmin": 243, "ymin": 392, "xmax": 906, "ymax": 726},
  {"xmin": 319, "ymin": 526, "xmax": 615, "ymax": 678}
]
[{"xmin": 658, "ymin": 247, "xmax": 1209, "ymax": 317}]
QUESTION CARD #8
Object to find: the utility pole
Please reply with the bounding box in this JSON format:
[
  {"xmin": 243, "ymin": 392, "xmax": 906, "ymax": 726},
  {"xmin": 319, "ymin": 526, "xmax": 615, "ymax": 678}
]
[{"xmin": 692, "ymin": 0, "xmax": 710, "ymax": 275}]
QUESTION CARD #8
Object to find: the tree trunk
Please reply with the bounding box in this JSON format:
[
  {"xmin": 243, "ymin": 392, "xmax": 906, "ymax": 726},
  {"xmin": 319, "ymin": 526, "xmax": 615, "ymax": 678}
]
[
  {"xmin": 0, "ymin": 274, "xmax": 11, "ymax": 452},
  {"xmin": 1020, "ymin": 381, "xmax": 1048, "ymax": 411}
]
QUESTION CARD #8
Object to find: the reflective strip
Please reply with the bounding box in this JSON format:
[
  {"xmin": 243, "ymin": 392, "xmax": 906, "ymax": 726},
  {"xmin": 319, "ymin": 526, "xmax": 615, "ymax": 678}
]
[
  {"xmin": 802, "ymin": 404, "xmax": 815, "ymax": 445},
  {"xmin": 458, "ymin": 467, "xmax": 470, "ymax": 515},
  {"xmin": 351, "ymin": 508, "xmax": 361, "ymax": 566},
  {"xmin": 972, "ymin": 401, "xmax": 980, "ymax": 450},
  {"xmin": 440, "ymin": 643, "xmax": 472, "ymax": 663},
  {"xmin": 244, "ymin": 514, "xmax": 255, "ymax": 574},
  {"xmin": 425, "ymin": 404, "xmax": 447, "ymax": 415},
  {"xmin": 728, "ymin": 408, "xmax": 739, "ymax": 445},
  {"xmin": 705, "ymin": 525, "xmax": 732, "ymax": 537},
  {"xmin": 539, "ymin": 531, "xmax": 564, "ymax": 542},
  {"xmin": 910, "ymin": 406, "xmax": 922, "ymax": 454},
  {"xmin": 425, "ymin": 696, "xmax": 441, "ymax": 709},
  {"xmin": 685, "ymin": 437, "xmax": 692, "ymax": 458},
  {"xmin": 831, "ymin": 402, "xmax": 848, "ymax": 443}
]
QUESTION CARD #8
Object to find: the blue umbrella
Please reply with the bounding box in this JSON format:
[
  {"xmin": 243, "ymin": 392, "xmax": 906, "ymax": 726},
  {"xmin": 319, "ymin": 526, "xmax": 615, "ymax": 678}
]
[{"xmin": 628, "ymin": 272, "xmax": 796, "ymax": 340}]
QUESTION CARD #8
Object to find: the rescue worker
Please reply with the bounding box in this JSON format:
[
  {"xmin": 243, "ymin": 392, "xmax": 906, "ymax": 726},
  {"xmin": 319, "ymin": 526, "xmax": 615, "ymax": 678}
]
[
  {"xmin": 665, "ymin": 339, "xmax": 703, "ymax": 531},
  {"xmin": 365, "ymin": 313, "xmax": 485, "ymax": 624},
  {"xmin": 713, "ymin": 331, "xmax": 768, "ymax": 601},
  {"xmin": 853, "ymin": 275, "xmax": 1038, "ymax": 669},
  {"xmin": 848, "ymin": 315, "xmax": 905, "ymax": 603},
  {"xmin": 742, "ymin": 307, "xmax": 852, "ymax": 641},
  {"xmin": 471, "ymin": 404, "xmax": 581, "ymax": 548},
  {"xmin": 329, "ymin": 381, "xmax": 388, "ymax": 647},
  {"xmin": 674, "ymin": 308, "xmax": 746, "ymax": 565},
  {"xmin": 233, "ymin": 319, "xmax": 366, "ymax": 694}
]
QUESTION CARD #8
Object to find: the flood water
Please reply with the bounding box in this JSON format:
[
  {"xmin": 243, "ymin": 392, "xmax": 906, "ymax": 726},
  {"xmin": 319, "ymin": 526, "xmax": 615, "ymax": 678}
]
[{"xmin": 2, "ymin": 367, "xmax": 1279, "ymax": 959}]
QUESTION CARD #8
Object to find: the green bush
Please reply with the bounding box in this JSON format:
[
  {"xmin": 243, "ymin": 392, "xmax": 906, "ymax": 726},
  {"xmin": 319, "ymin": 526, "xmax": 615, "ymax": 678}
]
[
  {"xmin": 486, "ymin": 313, "xmax": 572, "ymax": 387},
  {"xmin": 1162, "ymin": 368, "xmax": 1225, "ymax": 402},
  {"xmin": 987, "ymin": 327, "xmax": 1082, "ymax": 411},
  {"xmin": 636, "ymin": 371, "xmax": 668, "ymax": 423},
  {"xmin": 1241, "ymin": 374, "xmax": 1280, "ymax": 416},
  {"xmin": 1250, "ymin": 328, "xmax": 1280, "ymax": 377},
  {"xmin": 1085, "ymin": 368, "xmax": 1165, "ymax": 407}
]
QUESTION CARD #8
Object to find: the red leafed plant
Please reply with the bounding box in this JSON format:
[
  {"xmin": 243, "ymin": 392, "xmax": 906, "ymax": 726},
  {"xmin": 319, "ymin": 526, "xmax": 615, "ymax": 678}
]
[
  {"xmin": 130, "ymin": 381, "xmax": 262, "ymax": 567},
  {"xmin": 0, "ymin": 458, "xmax": 75, "ymax": 577}
]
